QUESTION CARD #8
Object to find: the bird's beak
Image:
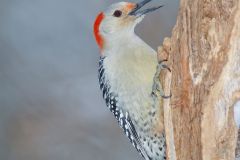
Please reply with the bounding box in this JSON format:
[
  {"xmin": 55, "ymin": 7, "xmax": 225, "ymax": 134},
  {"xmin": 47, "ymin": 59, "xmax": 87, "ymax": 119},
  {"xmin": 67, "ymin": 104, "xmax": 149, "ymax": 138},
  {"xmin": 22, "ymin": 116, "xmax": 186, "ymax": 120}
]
[{"xmin": 128, "ymin": 0, "xmax": 163, "ymax": 16}]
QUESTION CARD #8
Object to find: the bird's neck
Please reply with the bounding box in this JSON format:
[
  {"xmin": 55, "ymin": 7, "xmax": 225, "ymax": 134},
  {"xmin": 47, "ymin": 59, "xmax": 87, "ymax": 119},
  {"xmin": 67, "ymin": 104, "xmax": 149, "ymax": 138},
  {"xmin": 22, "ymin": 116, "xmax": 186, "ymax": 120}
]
[
  {"xmin": 101, "ymin": 32, "xmax": 157, "ymax": 95},
  {"xmin": 102, "ymin": 31, "xmax": 137, "ymax": 53}
]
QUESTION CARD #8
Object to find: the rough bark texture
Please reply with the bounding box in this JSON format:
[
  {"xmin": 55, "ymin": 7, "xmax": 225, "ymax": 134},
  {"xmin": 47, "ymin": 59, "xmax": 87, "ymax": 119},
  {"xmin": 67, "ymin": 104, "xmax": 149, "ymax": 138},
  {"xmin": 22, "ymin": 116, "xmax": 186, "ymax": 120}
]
[
  {"xmin": 236, "ymin": 129, "xmax": 240, "ymax": 159},
  {"xmin": 158, "ymin": 0, "xmax": 240, "ymax": 160}
]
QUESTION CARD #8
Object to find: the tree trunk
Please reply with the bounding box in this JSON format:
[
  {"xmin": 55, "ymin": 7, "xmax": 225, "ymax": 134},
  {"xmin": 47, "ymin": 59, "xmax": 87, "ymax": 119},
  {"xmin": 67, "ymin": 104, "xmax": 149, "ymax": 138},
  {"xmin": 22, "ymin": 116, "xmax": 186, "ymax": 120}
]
[{"xmin": 158, "ymin": 0, "xmax": 240, "ymax": 160}]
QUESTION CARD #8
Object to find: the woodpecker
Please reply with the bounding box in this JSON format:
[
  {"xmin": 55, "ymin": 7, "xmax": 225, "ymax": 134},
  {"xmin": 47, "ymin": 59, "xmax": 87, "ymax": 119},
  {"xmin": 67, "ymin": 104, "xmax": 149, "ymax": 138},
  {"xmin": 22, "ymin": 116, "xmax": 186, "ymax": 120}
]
[{"xmin": 93, "ymin": 0, "xmax": 170, "ymax": 159}]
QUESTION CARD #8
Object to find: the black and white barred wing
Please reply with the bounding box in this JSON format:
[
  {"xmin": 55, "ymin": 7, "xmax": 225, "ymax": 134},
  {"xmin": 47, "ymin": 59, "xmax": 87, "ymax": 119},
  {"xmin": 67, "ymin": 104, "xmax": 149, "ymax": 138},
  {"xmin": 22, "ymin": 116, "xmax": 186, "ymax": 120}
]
[
  {"xmin": 98, "ymin": 57, "xmax": 150, "ymax": 160},
  {"xmin": 120, "ymin": 111, "xmax": 152, "ymax": 160}
]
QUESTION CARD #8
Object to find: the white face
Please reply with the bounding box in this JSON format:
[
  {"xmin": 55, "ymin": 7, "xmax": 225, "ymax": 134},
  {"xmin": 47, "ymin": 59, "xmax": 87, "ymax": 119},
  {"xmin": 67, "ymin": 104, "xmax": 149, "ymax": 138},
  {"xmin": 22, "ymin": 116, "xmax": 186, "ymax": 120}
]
[
  {"xmin": 94, "ymin": 0, "xmax": 162, "ymax": 52},
  {"xmin": 99, "ymin": 2, "xmax": 144, "ymax": 36}
]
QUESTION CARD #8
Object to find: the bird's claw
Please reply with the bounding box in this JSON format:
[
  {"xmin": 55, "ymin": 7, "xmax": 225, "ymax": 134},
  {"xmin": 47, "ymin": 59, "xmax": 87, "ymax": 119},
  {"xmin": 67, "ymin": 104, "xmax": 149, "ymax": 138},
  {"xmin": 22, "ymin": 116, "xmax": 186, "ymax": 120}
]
[
  {"xmin": 151, "ymin": 86, "xmax": 158, "ymax": 98},
  {"xmin": 158, "ymin": 59, "xmax": 168, "ymax": 64},
  {"xmin": 151, "ymin": 60, "xmax": 171, "ymax": 99},
  {"xmin": 161, "ymin": 64, "xmax": 171, "ymax": 72},
  {"xmin": 161, "ymin": 92, "xmax": 172, "ymax": 99},
  {"xmin": 158, "ymin": 59, "xmax": 171, "ymax": 72},
  {"xmin": 152, "ymin": 86, "xmax": 171, "ymax": 99}
]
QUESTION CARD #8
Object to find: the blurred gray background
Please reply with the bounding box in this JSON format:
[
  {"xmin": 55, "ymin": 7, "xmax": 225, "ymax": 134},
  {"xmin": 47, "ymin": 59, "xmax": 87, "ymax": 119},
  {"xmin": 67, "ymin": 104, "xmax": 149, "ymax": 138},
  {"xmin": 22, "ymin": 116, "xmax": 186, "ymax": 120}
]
[{"xmin": 0, "ymin": 0, "xmax": 179, "ymax": 159}]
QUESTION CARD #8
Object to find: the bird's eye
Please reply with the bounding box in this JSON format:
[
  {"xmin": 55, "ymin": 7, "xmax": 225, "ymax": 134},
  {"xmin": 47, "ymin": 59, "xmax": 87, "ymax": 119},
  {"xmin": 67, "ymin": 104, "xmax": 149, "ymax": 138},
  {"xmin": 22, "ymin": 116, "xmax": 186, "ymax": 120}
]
[{"xmin": 113, "ymin": 10, "xmax": 122, "ymax": 17}]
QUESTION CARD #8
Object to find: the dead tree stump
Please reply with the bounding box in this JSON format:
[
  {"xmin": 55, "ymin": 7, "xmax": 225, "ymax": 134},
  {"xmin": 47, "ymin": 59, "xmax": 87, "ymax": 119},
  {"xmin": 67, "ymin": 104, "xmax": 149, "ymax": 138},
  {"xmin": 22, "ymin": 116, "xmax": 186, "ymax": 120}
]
[{"xmin": 158, "ymin": 1, "xmax": 240, "ymax": 159}]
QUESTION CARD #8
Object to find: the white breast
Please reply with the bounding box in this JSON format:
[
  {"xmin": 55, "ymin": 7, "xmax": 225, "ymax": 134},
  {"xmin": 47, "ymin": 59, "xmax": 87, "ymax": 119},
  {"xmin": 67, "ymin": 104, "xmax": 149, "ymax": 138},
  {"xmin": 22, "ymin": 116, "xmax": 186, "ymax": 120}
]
[{"xmin": 103, "ymin": 35, "xmax": 158, "ymax": 114}]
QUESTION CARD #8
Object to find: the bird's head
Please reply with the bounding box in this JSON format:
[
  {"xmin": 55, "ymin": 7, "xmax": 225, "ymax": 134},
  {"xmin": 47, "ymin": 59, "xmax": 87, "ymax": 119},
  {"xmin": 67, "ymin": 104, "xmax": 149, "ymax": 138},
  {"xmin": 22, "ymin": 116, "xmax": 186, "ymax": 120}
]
[{"xmin": 93, "ymin": 0, "xmax": 163, "ymax": 53}]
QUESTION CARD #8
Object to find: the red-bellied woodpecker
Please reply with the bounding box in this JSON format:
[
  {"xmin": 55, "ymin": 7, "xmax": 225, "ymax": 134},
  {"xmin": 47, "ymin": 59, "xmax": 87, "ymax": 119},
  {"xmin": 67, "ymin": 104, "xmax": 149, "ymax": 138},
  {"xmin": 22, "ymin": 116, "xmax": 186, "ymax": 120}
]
[{"xmin": 93, "ymin": 0, "xmax": 170, "ymax": 159}]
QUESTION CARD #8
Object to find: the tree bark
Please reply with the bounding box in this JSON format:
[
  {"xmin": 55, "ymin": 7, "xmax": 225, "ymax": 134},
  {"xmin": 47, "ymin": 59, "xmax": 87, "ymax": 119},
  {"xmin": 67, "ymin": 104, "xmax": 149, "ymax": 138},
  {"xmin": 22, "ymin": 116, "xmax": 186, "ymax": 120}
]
[{"xmin": 158, "ymin": 0, "xmax": 240, "ymax": 160}]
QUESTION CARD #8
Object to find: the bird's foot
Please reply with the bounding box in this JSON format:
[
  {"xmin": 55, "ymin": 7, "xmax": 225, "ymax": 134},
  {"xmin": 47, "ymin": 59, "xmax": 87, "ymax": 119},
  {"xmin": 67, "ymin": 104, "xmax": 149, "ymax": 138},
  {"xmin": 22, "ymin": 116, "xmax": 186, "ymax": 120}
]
[{"xmin": 151, "ymin": 60, "xmax": 171, "ymax": 99}]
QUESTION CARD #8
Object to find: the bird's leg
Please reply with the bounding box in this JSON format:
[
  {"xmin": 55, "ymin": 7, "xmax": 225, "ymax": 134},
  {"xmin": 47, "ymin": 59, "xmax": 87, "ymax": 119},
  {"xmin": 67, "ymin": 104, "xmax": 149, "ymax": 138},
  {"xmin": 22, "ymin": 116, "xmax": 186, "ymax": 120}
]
[{"xmin": 151, "ymin": 59, "xmax": 171, "ymax": 99}]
